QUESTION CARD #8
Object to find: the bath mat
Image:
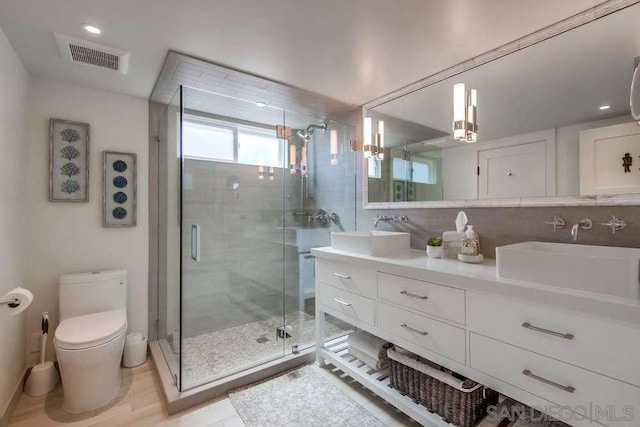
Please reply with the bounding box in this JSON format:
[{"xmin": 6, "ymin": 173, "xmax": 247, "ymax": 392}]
[{"xmin": 229, "ymin": 365, "xmax": 386, "ymax": 427}]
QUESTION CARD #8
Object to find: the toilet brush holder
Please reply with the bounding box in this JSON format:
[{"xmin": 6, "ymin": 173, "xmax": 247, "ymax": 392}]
[
  {"xmin": 25, "ymin": 312, "xmax": 59, "ymax": 396},
  {"xmin": 24, "ymin": 361, "xmax": 59, "ymax": 396}
]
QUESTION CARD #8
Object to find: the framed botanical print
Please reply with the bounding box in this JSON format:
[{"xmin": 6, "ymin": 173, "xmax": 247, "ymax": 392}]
[{"xmin": 49, "ymin": 119, "xmax": 90, "ymax": 202}]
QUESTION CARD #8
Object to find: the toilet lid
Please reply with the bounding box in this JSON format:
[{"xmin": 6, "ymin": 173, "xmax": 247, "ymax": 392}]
[{"xmin": 54, "ymin": 309, "xmax": 127, "ymax": 350}]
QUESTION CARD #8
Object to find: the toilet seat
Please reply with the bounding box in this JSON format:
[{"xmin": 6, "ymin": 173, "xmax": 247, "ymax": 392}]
[{"xmin": 54, "ymin": 309, "xmax": 127, "ymax": 350}]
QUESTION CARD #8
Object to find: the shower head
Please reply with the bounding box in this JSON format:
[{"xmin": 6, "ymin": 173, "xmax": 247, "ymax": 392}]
[
  {"xmin": 296, "ymin": 123, "xmax": 327, "ymax": 143},
  {"xmin": 296, "ymin": 129, "xmax": 311, "ymax": 142},
  {"xmin": 307, "ymin": 123, "xmax": 327, "ymax": 134}
]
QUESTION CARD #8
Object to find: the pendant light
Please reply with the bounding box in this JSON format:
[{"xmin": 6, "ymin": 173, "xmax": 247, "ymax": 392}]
[{"xmin": 453, "ymin": 83, "xmax": 478, "ymax": 142}]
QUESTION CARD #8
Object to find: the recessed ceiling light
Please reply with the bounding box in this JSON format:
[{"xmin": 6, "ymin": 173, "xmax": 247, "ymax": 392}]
[
  {"xmin": 83, "ymin": 24, "xmax": 101, "ymax": 35},
  {"xmin": 599, "ymin": 105, "xmax": 611, "ymax": 110},
  {"xmin": 255, "ymin": 102, "xmax": 266, "ymax": 107}
]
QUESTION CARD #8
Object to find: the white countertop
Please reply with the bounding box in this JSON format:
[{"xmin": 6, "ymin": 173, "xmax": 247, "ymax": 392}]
[{"xmin": 311, "ymin": 247, "xmax": 640, "ymax": 325}]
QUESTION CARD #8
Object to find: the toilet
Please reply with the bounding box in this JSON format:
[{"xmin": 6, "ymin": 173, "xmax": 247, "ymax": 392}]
[{"xmin": 54, "ymin": 270, "xmax": 127, "ymax": 413}]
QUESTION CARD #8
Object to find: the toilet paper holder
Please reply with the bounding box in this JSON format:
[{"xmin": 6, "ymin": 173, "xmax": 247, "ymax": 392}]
[{"xmin": 0, "ymin": 298, "xmax": 20, "ymax": 308}]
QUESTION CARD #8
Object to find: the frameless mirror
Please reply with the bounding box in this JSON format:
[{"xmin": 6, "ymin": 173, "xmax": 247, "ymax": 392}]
[{"xmin": 365, "ymin": 3, "xmax": 640, "ymax": 206}]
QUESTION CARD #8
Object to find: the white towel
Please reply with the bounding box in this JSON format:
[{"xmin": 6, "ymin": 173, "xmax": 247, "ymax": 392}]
[
  {"xmin": 349, "ymin": 347, "xmax": 389, "ymax": 370},
  {"xmin": 347, "ymin": 330, "xmax": 392, "ymax": 361}
]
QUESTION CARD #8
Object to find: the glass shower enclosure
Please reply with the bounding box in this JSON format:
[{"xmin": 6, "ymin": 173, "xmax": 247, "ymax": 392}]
[{"xmin": 157, "ymin": 85, "xmax": 356, "ymax": 391}]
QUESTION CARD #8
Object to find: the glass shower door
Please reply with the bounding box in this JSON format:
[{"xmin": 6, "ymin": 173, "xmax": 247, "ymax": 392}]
[
  {"xmin": 179, "ymin": 86, "xmax": 287, "ymax": 390},
  {"xmin": 282, "ymin": 109, "xmax": 357, "ymax": 355},
  {"xmin": 157, "ymin": 87, "xmax": 182, "ymax": 388}
]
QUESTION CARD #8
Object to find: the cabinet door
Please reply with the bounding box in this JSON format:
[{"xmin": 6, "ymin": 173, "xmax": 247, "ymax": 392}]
[
  {"xmin": 478, "ymin": 140, "xmax": 548, "ymax": 198},
  {"xmin": 579, "ymin": 121, "xmax": 640, "ymax": 195}
]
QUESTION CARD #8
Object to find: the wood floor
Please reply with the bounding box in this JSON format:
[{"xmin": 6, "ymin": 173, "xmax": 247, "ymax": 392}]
[
  {"xmin": 7, "ymin": 359, "xmax": 419, "ymax": 426},
  {"xmin": 8, "ymin": 361, "xmax": 245, "ymax": 427}
]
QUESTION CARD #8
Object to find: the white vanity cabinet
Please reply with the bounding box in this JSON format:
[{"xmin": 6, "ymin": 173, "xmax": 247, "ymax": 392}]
[{"xmin": 313, "ymin": 250, "xmax": 640, "ymax": 427}]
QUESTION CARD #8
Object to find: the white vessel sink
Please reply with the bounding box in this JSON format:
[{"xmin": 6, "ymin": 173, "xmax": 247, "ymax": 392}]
[
  {"xmin": 496, "ymin": 242, "xmax": 640, "ymax": 299},
  {"xmin": 331, "ymin": 231, "xmax": 410, "ymax": 257}
]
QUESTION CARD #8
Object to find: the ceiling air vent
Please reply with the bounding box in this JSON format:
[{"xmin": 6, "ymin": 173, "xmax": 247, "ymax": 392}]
[{"xmin": 54, "ymin": 33, "xmax": 130, "ymax": 75}]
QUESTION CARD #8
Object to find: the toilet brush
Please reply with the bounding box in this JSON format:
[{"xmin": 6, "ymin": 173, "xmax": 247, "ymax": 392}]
[{"xmin": 24, "ymin": 312, "xmax": 59, "ymax": 396}]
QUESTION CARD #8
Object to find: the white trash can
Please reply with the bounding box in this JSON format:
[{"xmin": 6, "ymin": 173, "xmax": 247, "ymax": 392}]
[{"xmin": 122, "ymin": 332, "xmax": 147, "ymax": 368}]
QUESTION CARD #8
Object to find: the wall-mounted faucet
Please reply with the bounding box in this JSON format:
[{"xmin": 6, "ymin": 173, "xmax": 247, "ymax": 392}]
[
  {"xmin": 308, "ymin": 209, "xmax": 339, "ymax": 225},
  {"xmin": 373, "ymin": 214, "xmax": 409, "ymax": 228},
  {"xmin": 600, "ymin": 215, "xmax": 626, "ymax": 234},
  {"xmin": 545, "ymin": 215, "xmax": 566, "ymax": 233},
  {"xmin": 570, "ymin": 218, "xmax": 592, "ymax": 241}
]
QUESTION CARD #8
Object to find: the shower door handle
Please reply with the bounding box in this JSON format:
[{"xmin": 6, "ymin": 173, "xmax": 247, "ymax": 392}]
[{"xmin": 191, "ymin": 224, "xmax": 201, "ymax": 262}]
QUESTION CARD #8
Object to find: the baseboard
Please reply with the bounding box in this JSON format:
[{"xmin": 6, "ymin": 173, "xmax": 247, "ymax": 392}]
[
  {"xmin": 0, "ymin": 367, "xmax": 29, "ymax": 427},
  {"xmin": 149, "ymin": 341, "xmax": 314, "ymax": 415}
]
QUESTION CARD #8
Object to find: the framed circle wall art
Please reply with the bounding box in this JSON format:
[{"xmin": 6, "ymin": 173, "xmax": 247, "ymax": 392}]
[{"xmin": 103, "ymin": 151, "xmax": 137, "ymax": 227}]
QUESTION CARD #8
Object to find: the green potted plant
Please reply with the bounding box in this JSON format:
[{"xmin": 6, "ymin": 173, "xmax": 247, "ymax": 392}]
[{"xmin": 426, "ymin": 236, "xmax": 443, "ymax": 258}]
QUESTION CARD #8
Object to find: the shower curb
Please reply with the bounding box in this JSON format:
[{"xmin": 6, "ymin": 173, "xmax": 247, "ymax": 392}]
[{"xmin": 149, "ymin": 341, "xmax": 315, "ymax": 415}]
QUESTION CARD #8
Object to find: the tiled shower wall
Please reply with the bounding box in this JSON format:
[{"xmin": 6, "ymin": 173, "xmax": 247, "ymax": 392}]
[
  {"xmin": 180, "ymin": 160, "xmax": 303, "ymax": 338},
  {"xmin": 310, "ymin": 120, "xmax": 357, "ymax": 234},
  {"xmin": 180, "ymin": 127, "xmax": 358, "ymax": 339}
]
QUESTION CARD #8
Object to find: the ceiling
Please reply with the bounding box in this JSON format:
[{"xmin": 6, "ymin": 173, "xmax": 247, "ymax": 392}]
[
  {"xmin": 0, "ymin": 0, "xmax": 606, "ymax": 104},
  {"xmin": 152, "ymin": 52, "xmax": 360, "ymax": 129},
  {"xmin": 372, "ymin": 3, "xmax": 640, "ymax": 144}
]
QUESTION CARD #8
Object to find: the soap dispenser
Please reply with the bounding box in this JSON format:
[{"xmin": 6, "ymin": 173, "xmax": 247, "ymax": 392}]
[{"xmin": 461, "ymin": 225, "xmax": 480, "ymax": 256}]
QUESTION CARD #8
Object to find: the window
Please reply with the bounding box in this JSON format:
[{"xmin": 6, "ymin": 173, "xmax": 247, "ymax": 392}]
[
  {"xmin": 182, "ymin": 116, "xmax": 285, "ymax": 167},
  {"xmin": 182, "ymin": 120, "xmax": 235, "ymax": 161},
  {"xmin": 367, "ymin": 157, "xmax": 382, "ymax": 178},
  {"xmin": 392, "ymin": 157, "xmax": 437, "ymax": 184},
  {"xmin": 237, "ymin": 127, "xmax": 283, "ymax": 167}
]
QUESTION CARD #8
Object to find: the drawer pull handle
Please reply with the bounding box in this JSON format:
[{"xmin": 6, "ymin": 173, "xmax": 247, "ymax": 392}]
[
  {"xmin": 522, "ymin": 369, "xmax": 575, "ymax": 393},
  {"xmin": 400, "ymin": 290, "xmax": 428, "ymax": 300},
  {"xmin": 333, "ymin": 273, "xmax": 352, "ymax": 279},
  {"xmin": 400, "ymin": 324, "xmax": 428, "ymax": 336},
  {"xmin": 333, "ymin": 298, "xmax": 352, "ymax": 307},
  {"xmin": 521, "ymin": 322, "xmax": 574, "ymax": 340}
]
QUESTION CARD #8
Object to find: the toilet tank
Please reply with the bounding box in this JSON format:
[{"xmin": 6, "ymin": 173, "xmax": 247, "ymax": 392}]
[{"xmin": 59, "ymin": 270, "xmax": 127, "ymax": 321}]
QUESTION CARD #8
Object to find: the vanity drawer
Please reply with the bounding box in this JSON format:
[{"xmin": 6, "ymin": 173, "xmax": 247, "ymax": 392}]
[
  {"xmin": 467, "ymin": 292, "xmax": 640, "ymax": 386},
  {"xmin": 316, "ymin": 259, "xmax": 376, "ymax": 298},
  {"xmin": 378, "ymin": 272, "xmax": 465, "ymax": 324},
  {"xmin": 377, "ymin": 302, "xmax": 466, "ymax": 364},
  {"xmin": 470, "ymin": 333, "xmax": 639, "ymax": 427},
  {"xmin": 317, "ymin": 282, "xmax": 375, "ymax": 326}
]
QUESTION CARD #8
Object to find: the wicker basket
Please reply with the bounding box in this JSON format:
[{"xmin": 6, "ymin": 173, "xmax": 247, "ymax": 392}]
[{"xmin": 388, "ymin": 348, "xmax": 498, "ymax": 427}]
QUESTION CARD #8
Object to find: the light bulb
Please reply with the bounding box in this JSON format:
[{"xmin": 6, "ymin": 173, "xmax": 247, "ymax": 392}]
[
  {"xmin": 453, "ymin": 83, "xmax": 466, "ymax": 140},
  {"xmin": 301, "ymin": 146, "xmax": 307, "ymax": 175},
  {"xmin": 363, "ymin": 117, "xmax": 372, "ymax": 158},
  {"xmin": 330, "ymin": 129, "xmax": 338, "ymax": 165},
  {"xmin": 377, "ymin": 120, "xmax": 384, "ymax": 160},
  {"xmin": 289, "ymin": 144, "xmax": 297, "ymax": 174},
  {"xmin": 83, "ymin": 24, "xmax": 102, "ymax": 35}
]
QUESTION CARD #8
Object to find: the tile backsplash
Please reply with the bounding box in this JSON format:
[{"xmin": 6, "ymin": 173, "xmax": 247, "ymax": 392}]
[{"xmin": 358, "ymin": 206, "xmax": 640, "ymax": 258}]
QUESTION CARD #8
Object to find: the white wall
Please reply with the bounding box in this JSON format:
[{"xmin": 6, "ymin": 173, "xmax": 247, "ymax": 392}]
[
  {"xmin": 25, "ymin": 78, "xmax": 149, "ymax": 365},
  {"xmin": 441, "ymin": 116, "xmax": 632, "ymax": 200},
  {"xmin": 0, "ymin": 26, "xmax": 29, "ymax": 416},
  {"xmin": 555, "ymin": 115, "xmax": 632, "ymax": 196}
]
